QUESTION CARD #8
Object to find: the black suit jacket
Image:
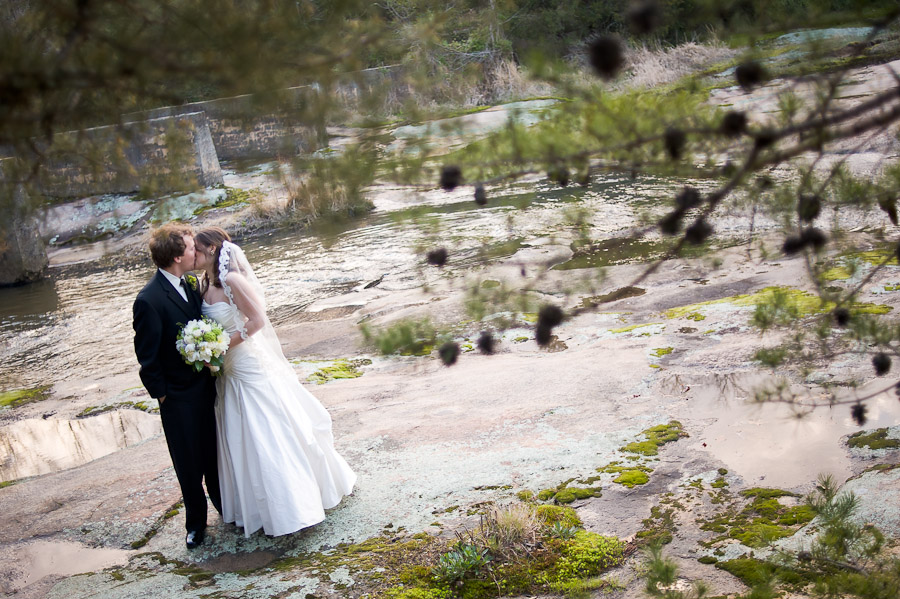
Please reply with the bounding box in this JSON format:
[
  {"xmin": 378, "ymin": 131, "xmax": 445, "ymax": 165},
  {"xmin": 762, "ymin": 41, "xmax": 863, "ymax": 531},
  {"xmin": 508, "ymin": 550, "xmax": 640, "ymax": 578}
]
[{"xmin": 133, "ymin": 271, "xmax": 212, "ymax": 401}]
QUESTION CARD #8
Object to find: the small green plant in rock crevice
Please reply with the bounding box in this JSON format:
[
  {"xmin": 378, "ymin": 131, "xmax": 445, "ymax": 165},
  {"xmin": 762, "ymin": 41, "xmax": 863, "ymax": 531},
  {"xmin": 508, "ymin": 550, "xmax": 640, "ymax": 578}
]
[
  {"xmin": 432, "ymin": 542, "xmax": 491, "ymax": 585},
  {"xmin": 380, "ymin": 503, "xmax": 625, "ymax": 599},
  {"xmin": 703, "ymin": 473, "xmax": 900, "ymax": 598},
  {"xmin": 360, "ymin": 318, "xmax": 439, "ymax": 356}
]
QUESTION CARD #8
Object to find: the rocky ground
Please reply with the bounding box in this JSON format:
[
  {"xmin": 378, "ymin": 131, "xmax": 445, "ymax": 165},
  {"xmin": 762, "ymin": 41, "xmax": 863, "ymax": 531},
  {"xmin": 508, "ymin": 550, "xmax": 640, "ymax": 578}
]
[{"xmin": 3, "ymin": 33, "xmax": 900, "ymax": 599}]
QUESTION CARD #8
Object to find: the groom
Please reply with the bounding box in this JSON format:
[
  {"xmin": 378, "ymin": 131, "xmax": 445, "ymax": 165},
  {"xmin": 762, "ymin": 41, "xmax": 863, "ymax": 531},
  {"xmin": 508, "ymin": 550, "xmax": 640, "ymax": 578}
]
[{"xmin": 133, "ymin": 223, "xmax": 221, "ymax": 549}]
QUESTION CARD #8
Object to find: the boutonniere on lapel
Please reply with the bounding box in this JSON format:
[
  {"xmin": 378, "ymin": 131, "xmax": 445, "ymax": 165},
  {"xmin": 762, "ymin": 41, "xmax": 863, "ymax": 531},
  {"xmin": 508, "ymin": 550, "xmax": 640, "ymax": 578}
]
[{"xmin": 184, "ymin": 273, "xmax": 199, "ymax": 291}]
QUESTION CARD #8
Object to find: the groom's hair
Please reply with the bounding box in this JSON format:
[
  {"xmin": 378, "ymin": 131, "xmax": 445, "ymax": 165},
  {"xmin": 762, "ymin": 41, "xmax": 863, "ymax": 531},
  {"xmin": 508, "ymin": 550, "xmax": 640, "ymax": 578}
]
[{"xmin": 149, "ymin": 223, "xmax": 193, "ymax": 268}]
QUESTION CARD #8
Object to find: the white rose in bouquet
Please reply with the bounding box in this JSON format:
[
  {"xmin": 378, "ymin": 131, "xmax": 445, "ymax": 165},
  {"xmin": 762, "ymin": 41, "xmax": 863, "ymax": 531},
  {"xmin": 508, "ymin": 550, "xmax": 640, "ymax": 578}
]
[{"xmin": 176, "ymin": 317, "xmax": 229, "ymax": 374}]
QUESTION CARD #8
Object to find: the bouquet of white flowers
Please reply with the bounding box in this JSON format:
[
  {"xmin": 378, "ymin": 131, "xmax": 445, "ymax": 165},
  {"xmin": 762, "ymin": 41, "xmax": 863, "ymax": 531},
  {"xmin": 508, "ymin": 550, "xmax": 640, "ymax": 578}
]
[{"xmin": 176, "ymin": 317, "xmax": 229, "ymax": 373}]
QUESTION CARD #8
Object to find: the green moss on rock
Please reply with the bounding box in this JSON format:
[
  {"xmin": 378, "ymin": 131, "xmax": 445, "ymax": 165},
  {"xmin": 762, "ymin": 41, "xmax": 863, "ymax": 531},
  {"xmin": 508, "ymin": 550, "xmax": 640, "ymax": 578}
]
[
  {"xmin": 579, "ymin": 286, "xmax": 646, "ymax": 308},
  {"xmin": 535, "ymin": 505, "xmax": 582, "ymax": 528},
  {"xmin": 665, "ymin": 286, "xmax": 892, "ymax": 321},
  {"xmin": 847, "ymin": 428, "xmax": 900, "ymax": 450},
  {"xmin": 0, "ymin": 386, "xmax": 51, "ymax": 409},
  {"xmin": 548, "ymin": 531, "xmax": 625, "ymax": 582},
  {"xmin": 614, "ymin": 470, "xmax": 650, "ymax": 487},
  {"xmin": 78, "ymin": 400, "xmax": 158, "ymax": 418},
  {"xmin": 701, "ymin": 486, "xmax": 813, "ymax": 549},
  {"xmin": 307, "ymin": 358, "xmax": 372, "ymax": 384},
  {"xmin": 609, "ymin": 323, "xmax": 662, "ymax": 334},
  {"xmin": 553, "ymin": 487, "xmax": 602, "ymax": 504},
  {"xmin": 536, "ymin": 489, "xmax": 556, "ymax": 501},
  {"xmin": 621, "ymin": 421, "xmax": 687, "ymax": 456}
]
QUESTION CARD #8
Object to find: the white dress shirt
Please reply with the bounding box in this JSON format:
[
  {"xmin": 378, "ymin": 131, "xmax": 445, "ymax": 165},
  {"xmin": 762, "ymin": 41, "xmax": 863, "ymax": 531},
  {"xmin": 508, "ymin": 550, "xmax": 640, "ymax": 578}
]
[{"xmin": 159, "ymin": 268, "xmax": 189, "ymax": 302}]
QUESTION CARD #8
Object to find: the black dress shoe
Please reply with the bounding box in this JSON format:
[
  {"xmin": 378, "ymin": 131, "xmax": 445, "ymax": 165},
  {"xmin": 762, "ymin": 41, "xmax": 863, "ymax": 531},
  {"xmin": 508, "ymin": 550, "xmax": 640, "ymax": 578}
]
[{"xmin": 186, "ymin": 528, "xmax": 205, "ymax": 549}]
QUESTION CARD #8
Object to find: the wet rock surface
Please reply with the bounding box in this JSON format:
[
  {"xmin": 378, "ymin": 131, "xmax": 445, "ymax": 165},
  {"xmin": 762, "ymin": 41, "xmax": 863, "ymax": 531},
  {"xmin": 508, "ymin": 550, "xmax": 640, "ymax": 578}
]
[{"xmin": 3, "ymin": 234, "xmax": 899, "ymax": 598}]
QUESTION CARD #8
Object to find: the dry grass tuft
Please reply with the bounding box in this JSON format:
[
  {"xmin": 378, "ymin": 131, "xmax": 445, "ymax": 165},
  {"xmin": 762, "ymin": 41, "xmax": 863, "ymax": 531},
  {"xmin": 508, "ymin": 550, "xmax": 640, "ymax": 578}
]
[
  {"xmin": 478, "ymin": 503, "xmax": 541, "ymax": 560},
  {"xmin": 482, "ymin": 59, "xmax": 554, "ymax": 104},
  {"xmin": 625, "ymin": 41, "xmax": 737, "ymax": 89}
]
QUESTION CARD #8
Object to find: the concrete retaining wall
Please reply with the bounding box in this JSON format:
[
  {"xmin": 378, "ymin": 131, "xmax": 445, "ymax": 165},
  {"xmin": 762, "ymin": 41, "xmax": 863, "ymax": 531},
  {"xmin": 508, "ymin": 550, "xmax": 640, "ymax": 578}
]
[
  {"xmin": 133, "ymin": 91, "xmax": 315, "ymax": 161},
  {"xmin": 129, "ymin": 66, "xmax": 407, "ymax": 161},
  {"xmin": 0, "ymin": 187, "xmax": 48, "ymax": 286},
  {"xmin": 37, "ymin": 111, "xmax": 223, "ymax": 199}
]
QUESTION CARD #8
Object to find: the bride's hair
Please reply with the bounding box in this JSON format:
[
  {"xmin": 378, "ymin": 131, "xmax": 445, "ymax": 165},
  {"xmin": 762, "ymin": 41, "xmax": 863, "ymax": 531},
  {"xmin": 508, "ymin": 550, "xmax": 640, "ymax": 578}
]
[{"xmin": 195, "ymin": 226, "xmax": 232, "ymax": 289}]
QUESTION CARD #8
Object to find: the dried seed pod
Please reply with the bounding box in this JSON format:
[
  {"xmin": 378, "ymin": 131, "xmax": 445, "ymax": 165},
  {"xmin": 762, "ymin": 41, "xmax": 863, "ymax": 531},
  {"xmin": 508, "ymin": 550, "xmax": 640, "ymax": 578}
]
[
  {"xmin": 873, "ymin": 352, "xmax": 892, "ymax": 376},
  {"xmin": 754, "ymin": 129, "xmax": 777, "ymax": 149},
  {"xmin": 438, "ymin": 341, "xmax": 460, "ymax": 366},
  {"xmin": 685, "ymin": 219, "xmax": 713, "ymax": 245},
  {"xmin": 675, "ymin": 186, "xmax": 702, "ymax": 210},
  {"xmin": 833, "ymin": 307, "xmax": 850, "ymax": 327},
  {"xmin": 659, "ymin": 209, "xmax": 685, "ymax": 236},
  {"xmin": 720, "ymin": 110, "xmax": 747, "ymax": 137},
  {"xmin": 782, "ymin": 235, "xmax": 805, "ymax": 255},
  {"xmin": 626, "ymin": 0, "xmax": 661, "ymax": 35},
  {"xmin": 851, "ymin": 402, "xmax": 867, "ymax": 426},
  {"xmin": 474, "ymin": 185, "xmax": 487, "ymax": 206},
  {"xmin": 800, "ymin": 227, "xmax": 827, "ymax": 252},
  {"xmin": 535, "ymin": 323, "xmax": 553, "ymax": 346},
  {"xmin": 664, "ymin": 127, "xmax": 686, "ymax": 160},
  {"xmin": 588, "ymin": 35, "xmax": 625, "ymax": 80},
  {"xmin": 537, "ymin": 304, "xmax": 564, "ymax": 329},
  {"xmin": 477, "ymin": 331, "xmax": 495, "ymax": 355},
  {"xmin": 878, "ymin": 196, "xmax": 898, "ymax": 226},
  {"xmin": 798, "ymin": 194, "xmax": 821, "ymax": 223},
  {"xmin": 735, "ymin": 61, "xmax": 767, "ymax": 91},
  {"xmin": 439, "ymin": 165, "xmax": 463, "ymax": 190},
  {"xmin": 426, "ymin": 247, "xmax": 448, "ymax": 267}
]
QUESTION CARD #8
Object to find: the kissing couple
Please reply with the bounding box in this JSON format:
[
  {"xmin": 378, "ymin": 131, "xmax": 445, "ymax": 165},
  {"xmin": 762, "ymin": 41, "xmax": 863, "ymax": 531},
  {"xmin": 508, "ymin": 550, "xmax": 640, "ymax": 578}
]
[{"xmin": 133, "ymin": 223, "xmax": 356, "ymax": 548}]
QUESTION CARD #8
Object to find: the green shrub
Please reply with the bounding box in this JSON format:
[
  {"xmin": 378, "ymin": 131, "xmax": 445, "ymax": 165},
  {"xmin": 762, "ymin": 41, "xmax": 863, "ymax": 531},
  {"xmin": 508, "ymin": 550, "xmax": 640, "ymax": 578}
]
[{"xmin": 360, "ymin": 318, "xmax": 438, "ymax": 356}]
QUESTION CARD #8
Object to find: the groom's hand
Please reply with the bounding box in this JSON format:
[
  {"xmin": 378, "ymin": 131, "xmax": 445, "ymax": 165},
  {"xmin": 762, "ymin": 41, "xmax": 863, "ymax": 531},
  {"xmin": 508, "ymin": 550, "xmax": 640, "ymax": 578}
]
[{"xmin": 158, "ymin": 396, "xmax": 166, "ymax": 404}]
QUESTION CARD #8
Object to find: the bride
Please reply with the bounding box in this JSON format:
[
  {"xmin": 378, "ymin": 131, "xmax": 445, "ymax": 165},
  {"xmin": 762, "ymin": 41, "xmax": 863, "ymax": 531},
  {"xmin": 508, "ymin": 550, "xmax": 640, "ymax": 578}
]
[{"xmin": 193, "ymin": 226, "xmax": 356, "ymax": 537}]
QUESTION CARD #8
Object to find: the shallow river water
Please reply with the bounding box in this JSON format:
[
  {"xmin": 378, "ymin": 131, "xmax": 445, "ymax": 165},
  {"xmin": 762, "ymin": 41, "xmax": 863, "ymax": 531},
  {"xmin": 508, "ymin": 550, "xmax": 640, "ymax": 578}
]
[{"xmin": 0, "ymin": 173, "xmax": 682, "ymax": 392}]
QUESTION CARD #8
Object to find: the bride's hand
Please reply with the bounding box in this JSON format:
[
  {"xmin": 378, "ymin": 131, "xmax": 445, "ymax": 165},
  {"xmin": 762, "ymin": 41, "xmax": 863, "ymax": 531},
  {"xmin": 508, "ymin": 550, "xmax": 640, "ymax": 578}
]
[{"xmin": 229, "ymin": 331, "xmax": 243, "ymax": 348}]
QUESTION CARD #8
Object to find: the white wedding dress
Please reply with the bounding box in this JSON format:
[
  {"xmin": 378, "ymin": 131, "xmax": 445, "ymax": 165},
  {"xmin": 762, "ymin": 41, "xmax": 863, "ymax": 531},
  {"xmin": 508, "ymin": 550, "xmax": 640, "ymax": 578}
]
[{"xmin": 202, "ymin": 299, "xmax": 356, "ymax": 537}]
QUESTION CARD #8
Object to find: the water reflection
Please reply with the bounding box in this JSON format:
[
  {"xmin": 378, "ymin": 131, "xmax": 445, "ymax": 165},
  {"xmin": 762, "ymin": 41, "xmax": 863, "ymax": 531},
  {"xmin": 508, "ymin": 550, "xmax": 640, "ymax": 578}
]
[
  {"xmin": 0, "ymin": 278, "xmax": 60, "ymax": 329},
  {"xmin": 0, "ymin": 410, "xmax": 161, "ymax": 482},
  {"xmin": 0, "ymin": 539, "xmax": 130, "ymax": 594},
  {"xmin": 689, "ymin": 375, "xmax": 900, "ymax": 487}
]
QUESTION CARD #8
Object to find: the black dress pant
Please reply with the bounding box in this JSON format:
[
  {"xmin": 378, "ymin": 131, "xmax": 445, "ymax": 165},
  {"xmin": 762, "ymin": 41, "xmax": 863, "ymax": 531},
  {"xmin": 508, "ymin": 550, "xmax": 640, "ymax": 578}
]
[{"xmin": 160, "ymin": 395, "xmax": 222, "ymax": 532}]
